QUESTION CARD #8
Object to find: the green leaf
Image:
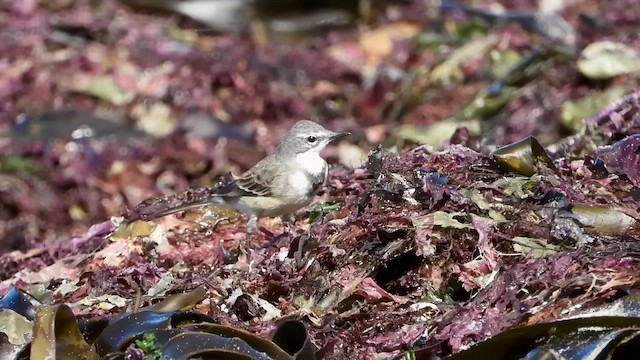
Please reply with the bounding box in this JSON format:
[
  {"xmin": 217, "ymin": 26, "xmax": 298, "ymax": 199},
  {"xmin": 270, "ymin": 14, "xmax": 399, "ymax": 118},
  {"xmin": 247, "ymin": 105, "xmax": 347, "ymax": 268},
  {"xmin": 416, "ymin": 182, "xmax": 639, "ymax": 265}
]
[
  {"xmin": 445, "ymin": 18, "xmax": 489, "ymax": 40},
  {"xmin": 146, "ymin": 273, "xmax": 175, "ymax": 297},
  {"xmin": 489, "ymin": 49, "xmax": 522, "ymax": 79},
  {"xmin": 135, "ymin": 333, "xmax": 162, "ymax": 360},
  {"xmin": 401, "ymin": 350, "xmax": 416, "ymax": 360},
  {"xmin": 492, "ymin": 176, "xmax": 539, "ymax": 197},
  {"xmin": 396, "ymin": 86, "xmax": 516, "ymax": 148},
  {"xmin": 561, "ymin": 87, "xmax": 628, "ymax": 133},
  {"xmin": 0, "ymin": 309, "xmax": 32, "ymax": 345},
  {"xmin": 395, "ymin": 118, "xmax": 481, "ymax": 148},
  {"xmin": 414, "ymin": 32, "xmax": 458, "ymax": 49},
  {"xmin": 488, "ymin": 210, "xmax": 506, "ymax": 222},
  {"xmin": 74, "ymin": 294, "xmax": 128, "ymax": 311},
  {"xmin": 53, "ymin": 280, "xmax": 80, "ymax": 296},
  {"xmin": 512, "ymin": 237, "xmax": 559, "ymax": 258},
  {"xmin": 432, "ymin": 211, "xmax": 473, "ymax": 229},
  {"xmin": 431, "ymin": 34, "xmax": 498, "ymax": 86},
  {"xmin": 577, "ymin": 41, "xmax": 640, "ymax": 80},
  {"xmin": 459, "ymin": 87, "xmax": 517, "ymax": 120},
  {"xmin": 462, "ymin": 189, "xmax": 491, "ymax": 211},
  {"xmin": 66, "ymin": 75, "xmax": 132, "ymax": 106},
  {"xmin": 309, "ymin": 203, "xmax": 340, "ymax": 223},
  {"xmin": 0, "ymin": 156, "xmax": 38, "ymax": 174},
  {"xmin": 413, "ymin": 211, "xmax": 474, "ymax": 230}
]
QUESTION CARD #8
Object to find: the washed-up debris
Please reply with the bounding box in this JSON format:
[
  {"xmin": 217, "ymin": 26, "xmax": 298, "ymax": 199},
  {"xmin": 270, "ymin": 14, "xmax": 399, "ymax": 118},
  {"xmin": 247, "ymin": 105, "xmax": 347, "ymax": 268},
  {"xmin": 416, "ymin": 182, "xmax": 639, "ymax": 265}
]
[
  {"xmin": 0, "ymin": 286, "xmax": 314, "ymax": 359},
  {"xmin": 491, "ymin": 136, "xmax": 558, "ymax": 176},
  {"xmin": 2, "ymin": 0, "xmax": 640, "ymax": 358}
]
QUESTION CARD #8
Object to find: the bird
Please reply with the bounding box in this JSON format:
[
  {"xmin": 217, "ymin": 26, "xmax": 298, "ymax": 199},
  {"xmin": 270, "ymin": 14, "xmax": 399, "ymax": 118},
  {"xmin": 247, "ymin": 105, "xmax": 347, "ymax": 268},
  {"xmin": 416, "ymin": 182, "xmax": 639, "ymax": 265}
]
[{"xmin": 132, "ymin": 120, "xmax": 350, "ymax": 236}]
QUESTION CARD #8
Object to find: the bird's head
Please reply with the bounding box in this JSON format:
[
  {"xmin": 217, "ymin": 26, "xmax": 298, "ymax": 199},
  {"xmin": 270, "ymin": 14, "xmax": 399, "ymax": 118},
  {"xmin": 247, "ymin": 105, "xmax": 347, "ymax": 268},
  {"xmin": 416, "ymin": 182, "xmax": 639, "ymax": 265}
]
[{"xmin": 276, "ymin": 120, "xmax": 350, "ymax": 156}]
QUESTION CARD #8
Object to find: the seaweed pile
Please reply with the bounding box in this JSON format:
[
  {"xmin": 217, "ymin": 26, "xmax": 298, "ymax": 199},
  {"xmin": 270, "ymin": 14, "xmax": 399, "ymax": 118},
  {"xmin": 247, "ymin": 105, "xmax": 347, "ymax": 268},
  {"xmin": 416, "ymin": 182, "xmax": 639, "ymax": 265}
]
[{"xmin": 2, "ymin": 0, "xmax": 640, "ymax": 358}]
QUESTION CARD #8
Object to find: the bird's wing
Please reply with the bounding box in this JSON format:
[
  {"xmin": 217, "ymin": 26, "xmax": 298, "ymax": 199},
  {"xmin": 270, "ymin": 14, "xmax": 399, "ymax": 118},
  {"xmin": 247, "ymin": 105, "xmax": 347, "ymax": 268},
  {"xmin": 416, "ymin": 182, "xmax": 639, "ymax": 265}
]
[{"xmin": 216, "ymin": 156, "xmax": 276, "ymax": 198}]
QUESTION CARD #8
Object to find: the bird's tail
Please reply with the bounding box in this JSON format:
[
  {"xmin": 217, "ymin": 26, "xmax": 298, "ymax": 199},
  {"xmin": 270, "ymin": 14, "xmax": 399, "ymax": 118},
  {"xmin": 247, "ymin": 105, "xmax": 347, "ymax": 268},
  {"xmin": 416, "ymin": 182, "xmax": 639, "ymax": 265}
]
[
  {"xmin": 137, "ymin": 200, "xmax": 220, "ymax": 220},
  {"xmin": 125, "ymin": 188, "xmax": 240, "ymax": 223}
]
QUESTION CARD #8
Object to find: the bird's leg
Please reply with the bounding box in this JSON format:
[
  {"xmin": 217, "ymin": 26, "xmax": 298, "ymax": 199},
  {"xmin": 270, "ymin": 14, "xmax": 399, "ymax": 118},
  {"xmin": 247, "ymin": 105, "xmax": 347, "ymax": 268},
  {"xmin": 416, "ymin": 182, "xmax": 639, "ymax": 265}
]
[
  {"xmin": 245, "ymin": 214, "xmax": 258, "ymax": 242},
  {"xmin": 238, "ymin": 214, "xmax": 259, "ymax": 259},
  {"xmin": 283, "ymin": 213, "xmax": 296, "ymax": 227},
  {"xmin": 281, "ymin": 213, "xmax": 297, "ymax": 237}
]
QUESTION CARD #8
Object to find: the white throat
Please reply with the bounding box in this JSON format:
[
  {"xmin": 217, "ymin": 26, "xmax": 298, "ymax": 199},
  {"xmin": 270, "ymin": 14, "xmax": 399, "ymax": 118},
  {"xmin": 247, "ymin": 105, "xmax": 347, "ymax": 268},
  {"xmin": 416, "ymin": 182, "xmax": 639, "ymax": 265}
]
[{"xmin": 295, "ymin": 150, "xmax": 327, "ymax": 176}]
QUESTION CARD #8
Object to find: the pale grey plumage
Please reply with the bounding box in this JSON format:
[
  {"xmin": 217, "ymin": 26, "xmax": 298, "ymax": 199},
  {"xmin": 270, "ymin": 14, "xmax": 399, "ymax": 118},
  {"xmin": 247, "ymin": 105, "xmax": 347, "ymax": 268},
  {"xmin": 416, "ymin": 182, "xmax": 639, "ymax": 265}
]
[{"xmin": 147, "ymin": 120, "xmax": 349, "ymax": 235}]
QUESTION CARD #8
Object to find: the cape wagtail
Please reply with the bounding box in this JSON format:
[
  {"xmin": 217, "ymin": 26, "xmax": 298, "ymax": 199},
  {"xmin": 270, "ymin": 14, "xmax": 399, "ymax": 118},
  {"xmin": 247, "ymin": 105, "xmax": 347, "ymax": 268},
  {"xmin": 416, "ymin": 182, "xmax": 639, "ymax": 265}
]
[{"xmin": 133, "ymin": 120, "xmax": 350, "ymax": 236}]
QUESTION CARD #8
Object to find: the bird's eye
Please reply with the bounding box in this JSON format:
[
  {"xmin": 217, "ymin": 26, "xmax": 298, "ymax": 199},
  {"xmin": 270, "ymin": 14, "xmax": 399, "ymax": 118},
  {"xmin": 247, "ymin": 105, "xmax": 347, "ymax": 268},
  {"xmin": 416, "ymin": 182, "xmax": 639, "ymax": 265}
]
[{"xmin": 307, "ymin": 136, "xmax": 317, "ymax": 143}]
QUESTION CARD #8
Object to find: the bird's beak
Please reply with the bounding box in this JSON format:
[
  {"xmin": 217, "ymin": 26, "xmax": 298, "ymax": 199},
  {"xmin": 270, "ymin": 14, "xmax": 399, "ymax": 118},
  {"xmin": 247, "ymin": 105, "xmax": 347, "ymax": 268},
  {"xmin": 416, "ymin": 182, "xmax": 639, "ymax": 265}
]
[{"xmin": 330, "ymin": 131, "xmax": 350, "ymax": 141}]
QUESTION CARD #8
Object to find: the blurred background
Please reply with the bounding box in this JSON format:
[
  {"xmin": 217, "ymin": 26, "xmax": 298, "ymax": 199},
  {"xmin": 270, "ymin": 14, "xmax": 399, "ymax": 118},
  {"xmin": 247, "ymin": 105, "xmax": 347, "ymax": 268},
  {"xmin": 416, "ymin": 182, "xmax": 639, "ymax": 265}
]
[{"xmin": 0, "ymin": 0, "xmax": 638, "ymax": 252}]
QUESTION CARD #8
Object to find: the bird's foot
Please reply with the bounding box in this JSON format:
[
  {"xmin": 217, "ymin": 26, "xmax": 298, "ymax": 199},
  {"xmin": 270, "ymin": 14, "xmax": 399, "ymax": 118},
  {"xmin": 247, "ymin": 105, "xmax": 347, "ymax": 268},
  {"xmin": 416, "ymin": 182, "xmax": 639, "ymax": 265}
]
[
  {"xmin": 258, "ymin": 213, "xmax": 299, "ymax": 249},
  {"xmin": 258, "ymin": 226, "xmax": 289, "ymax": 249},
  {"xmin": 281, "ymin": 213, "xmax": 296, "ymax": 226},
  {"xmin": 244, "ymin": 215, "xmax": 297, "ymax": 250}
]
